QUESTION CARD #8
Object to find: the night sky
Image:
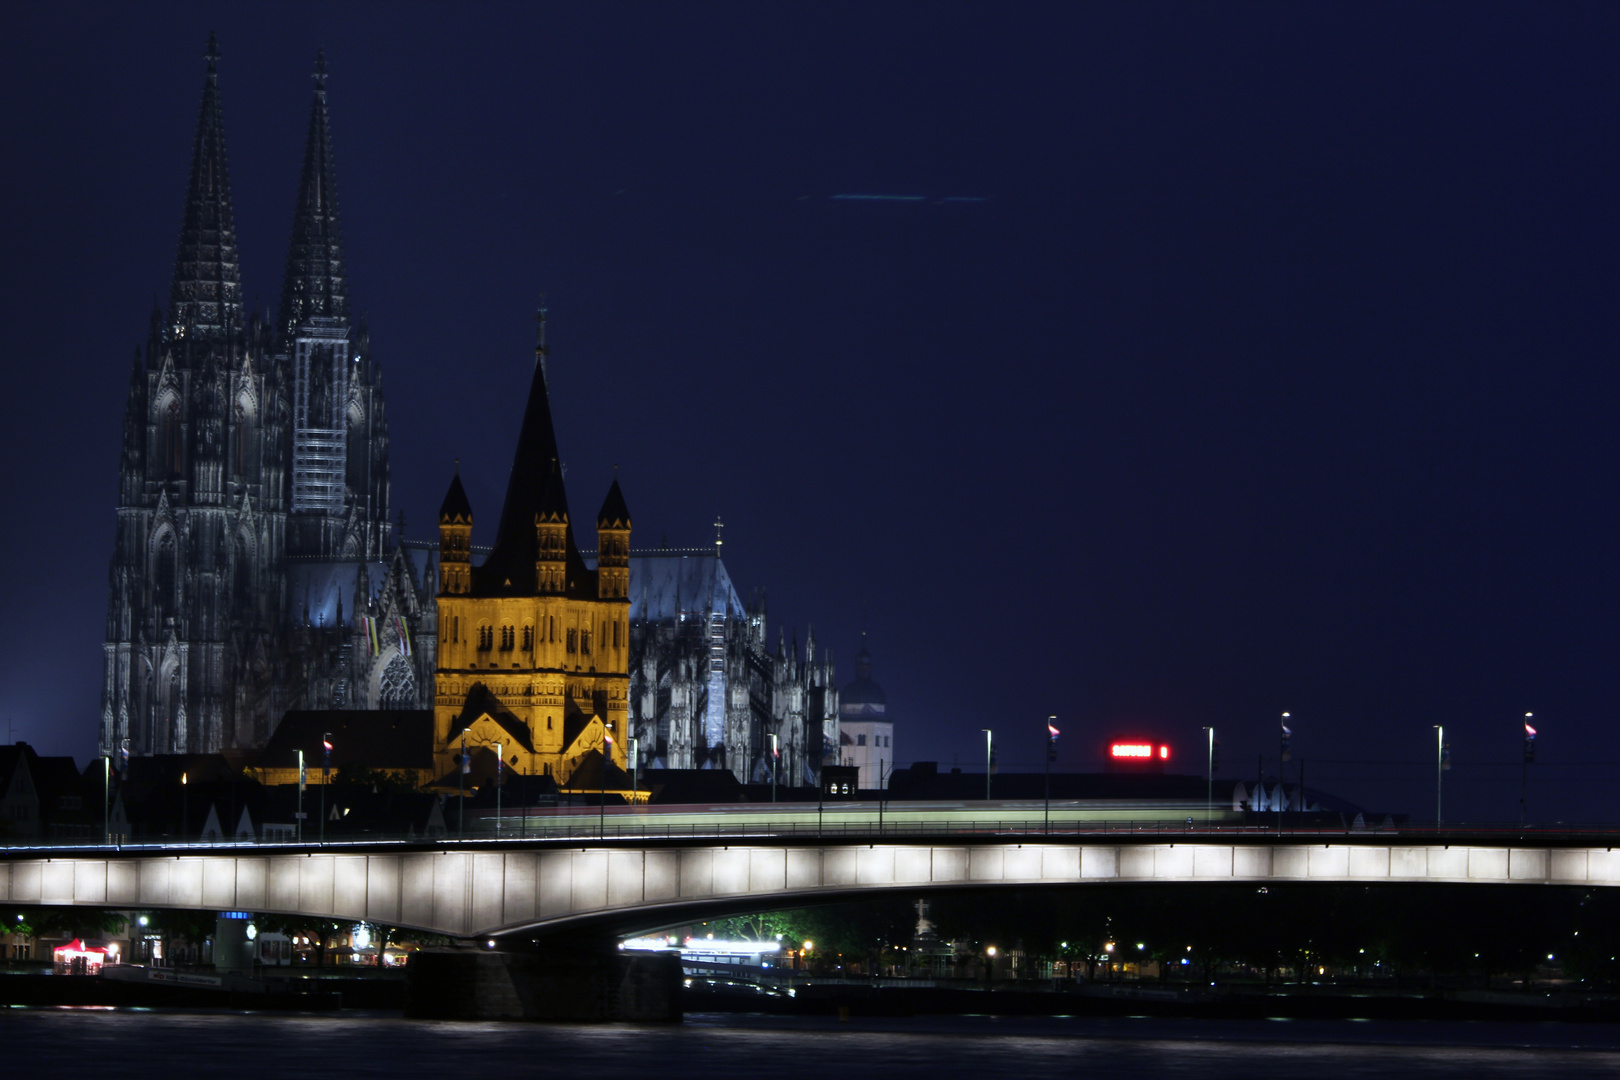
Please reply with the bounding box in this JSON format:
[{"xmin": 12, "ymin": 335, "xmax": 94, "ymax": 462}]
[{"xmin": 2, "ymin": 3, "xmax": 1615, "ymax": 823}]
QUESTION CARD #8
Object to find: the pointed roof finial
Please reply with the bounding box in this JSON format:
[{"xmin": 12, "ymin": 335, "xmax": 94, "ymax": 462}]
[
  {"xmin": 205, "ymin": 32, "xmax": 220, "ymax": 77},
  {"xmin": 535, "ymin": 299, "xmax": 549, "ymax": 384},
  {"xmin": 314, "ymin": 48, "xmax": 328, "ymax": 91},
  {"xmin": 713, "ymin": 515, "xmax": 724, "ymax": 558}
]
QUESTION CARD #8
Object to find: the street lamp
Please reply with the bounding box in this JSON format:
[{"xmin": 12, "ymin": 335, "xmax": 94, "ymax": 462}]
[
  {"xmin": 1201, "ymin": 726, "xmax": 1215, "ymax": 826},
  {"xmin": 320, "ymin": 733, "xmax": 333, "ymax": 844},
  {"xmin": 982, "ymin": 728, "xmax": 993, "ymax": 801},
  {"xmin": 601, "ymin": 731, "xmax": 612, "ymax": 839},
  {"xmin": 494, "ymin": 741, "xmax": 504, "ymax": 837},
  {"xmin": 1521, "ymin": 713, "xmax": 1537, "ymax": 829},
  {"xmin": 770, "ymin": 732, "xmax": 779, "ymax": 804},
  {"xmin": 1044, "ymin": 718, "xmax": 1060, "ymax": 833},
  {"xmin": 1433, "ymin": 724, "xmax": 1448, "ymax": 827},
  {"xmin": 296, "ymin": 749, "xmax": 305, "ymax": 844}
]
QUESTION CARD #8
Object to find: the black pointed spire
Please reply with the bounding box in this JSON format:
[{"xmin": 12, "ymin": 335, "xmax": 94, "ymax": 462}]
[
  {"xmin": 278, "ymin": 48, "xmax": 347, "ymax": 344},
  {"xmin": 439, "ymin": 469, "xmax": 473, "ymax": 524},
  {"xmin": 474, "ymin": 329, "xmax": 589, "ymax": 594},
  {"xmin": 597, "ymin": 476, "xmax": 631, "ymax": 530},
  {"xmin": 169, "ymin": 32, "xmax": 243, "ymax": 342}
]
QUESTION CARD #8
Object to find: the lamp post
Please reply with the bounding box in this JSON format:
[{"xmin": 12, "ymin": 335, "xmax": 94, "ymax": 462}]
[
  {"xmin": 982, "ymin": 728, "xmax": 993, "ymax": 801},
  {"xmin": 458, "ymin": 732, "xmax": 468, "ymax": 840},
  {"xmin": 296, "ymin": 749, "xmax": 305, "ymax": 844},
  {"xmin": 770, "ymin": 733, "xmax": 779, "ymax": 804},
  {"xmin": 320, "ymin": 733, "xmax": 332, "ymax": 844},
  {"xmin": 1433, "ymin": 724, "xmax": 1445, "ymax": 827},
  {"xmin": 629, "ymin": 735, "xmax": 640, "ymax": 808},
  {"xmin": 180, "ymin": 770, "xmax": 188, "ymax": 841},
  {"xmin": 102, "ymin": 757, "xmax": 110, "ymax": 845},
  {"xmin": 1045, "ymin": 718, "xmax": 1059, "ymax": 833},
  {"xmin": 1202, "ymin": 726, "xmax": 1214, "ymax": 826},
  {"xmin": 1279, "ymin": 713, "xmax": 1292, "ymax": 832},
  {"xmin": 494, "ymin": 742, "xmax": 503, "ymax": 838},
  {"xmin": 1521, "ymin": 713, "xmax": 1536, "ymax": 829},
  {"xmin": 601, "ymin": 731, "xmax": 612, "ymax": 839}
]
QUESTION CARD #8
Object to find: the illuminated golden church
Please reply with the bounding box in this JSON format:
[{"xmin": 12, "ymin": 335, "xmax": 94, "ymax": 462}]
[{"xmin": 433, "ymin": 319, "xmax": 631, "ymax": 787}]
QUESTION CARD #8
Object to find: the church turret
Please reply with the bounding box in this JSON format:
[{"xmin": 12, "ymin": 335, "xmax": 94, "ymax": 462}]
[
  {"xmin": 596, "ymin": 475, "xmax": 631, "ymax": 599},
  {"xmin": 438, "ymin": 469, "xmax": 473, "ymax": 595},
  {"xmin": 535, "ymin": 459, "xmax": 569, "ymax": 594},
  {"xmin": 169, "ymin": 32, "xmax": 243, "ymax": 347}
]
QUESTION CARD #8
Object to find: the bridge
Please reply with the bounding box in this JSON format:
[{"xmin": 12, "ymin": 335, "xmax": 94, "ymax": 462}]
[{"xmin": 5, "ymin": 829, "xmax": 1619, "ymax": 940}]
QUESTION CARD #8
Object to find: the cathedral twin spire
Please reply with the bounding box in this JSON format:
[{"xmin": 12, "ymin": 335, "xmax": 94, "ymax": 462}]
[{"xmin": 167, "ymin": 35, "xmax": 349, "ymax": 350}]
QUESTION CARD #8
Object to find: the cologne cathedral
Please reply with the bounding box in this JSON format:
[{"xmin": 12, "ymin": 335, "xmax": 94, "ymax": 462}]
[{"xmin": 99, "ymin": 40, "xmax": 435, "ymax": 759}]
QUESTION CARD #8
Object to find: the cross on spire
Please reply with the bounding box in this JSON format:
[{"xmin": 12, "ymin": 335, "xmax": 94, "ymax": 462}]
[{"xmin": 714, "ymin": 516, "xmax": 724, "ymax": 558}]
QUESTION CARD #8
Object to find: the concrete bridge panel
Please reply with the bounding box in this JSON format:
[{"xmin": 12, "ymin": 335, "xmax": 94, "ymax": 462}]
[
  {"xmin": 1154, "ymin": 847, "xmax": 1194, "ymax": 880},
  {"xmin": 431, "ymin": 853, "xmax": 468, "ymax": 934},
  {"xmin": 1429, "ymin": 847, "xmax": 1468, "ymax": 880},
  {"xmin": 366, "ymin": 855, "xmax": 403, "ymax": 925},
  {"xmin": 1232, "ymin": 846, "xmax": 1272, "ymax": 879},
  {"xmin": 785, "ymin": 848, "xmax": 822, "ymax": 890},
  {"xmin": 854, "ymin": 846, "xmax": 893, "ymax": 886},
  {"xmin": 1589, "ymin": 849, "xmax": 1620, "ymax": 883},
  {"xmin": 1041, "ymin": 845, "xmax": 1080, "ymax": 881},
  {"xmin": 677, "ymin": 849, "xmax": 712, "ymax": 899},
  {"xmin": 1509, "ymin": 848, "xmax": 1549, "ymax": 882},
  {"xmin": 1468, "ymin": 848, "xmax": 1509, "ymax": 881},
  {"xmin": 1080, "ymin": 846, "xmax": 1119, "ymax": 879},
  {"xmin": 232, "ymin": 858, "xmax": 268, "ymax": 911},
  {"xmin": 1309, "ymin": 847, "xmax": 1352, "ymax": 879},
  {"xmin": 175, "ymin": 859, "xmax": 208, "ymax": 908},
  {"xmin": 74, "ymin": 861, "xmax": 108, "ymax": 905},
  {"xmin": 644, "ymin": 850, "xmax": 680, "ymax": 902},
  {"xmin": 1389, "ymin": 846, "xmax": 1427, "ymax": 879},
  {"xmin": 1004, "ymin": 845, "xmax": 1042, "ymax": 882},
  {"xmin": 1271, "ymin": 847, "xmax": 1309, "ymax": 878},
  {"xmin": 537, "ymin": 851, "xmax": 572, "ymax": 917},
  {"xmin": 399, "ymin": 854, "xmax": 436, "ymax": 928},
  {"xmin": 930, "ymin": 847, "xmax": 968, "ymax": 883},
  {"xmin": 500, "ymin": 853, "xmax": 537, "ymax": 926},
  {"xmin": 332, "ymin": 856, "xmax": 370, "ymax": 919},
  {"xmin": 1348, "ymin": 846, "xmax": 1390, "ymax": 879},
  {"xmin": 1191, "ymin": 845, "xmax": 1231, "ymax": 878},
  {"xmin": 1118, "ymin": 847, "xmax": 1153, "ymax": 879},
  {"xmin": 203, "ymin": 858, "xmax": 236, "ymax": 909},
  {"xmin": 39, "ymin": 860, "xmax": 72, "ymax": 903},
  {"xmin": 267, "ymin": 856, "xmax": 302, "ymax": 912},
  {"xmin": 107, "ymin": 859, "xmax": 140, "ymax": 905},
  {"xmin": 1549, "ymin": 849, "xmax": 1587, "ymax": 883},
  {"xmin": 572, "ymin": 851, "xmax": 609, "ymax": 912},
  {"xmin": 711, "ymin": 849, "xmax": 749, "ymax": 896},
  {"xmin": 824, "ymin": 847, "xmax": 858, "ymax": 888},
  {"xmin": 609, "ymin": 851, "xmax": 646, "ymax": 908},
  {"xmin": 301, "ymin": 856, "xmax": 337, "ymax": 916},
  {"xmin": 472, "ymin": 854, "xmax": 505, "ymax": 929},
  {"xmin": 969, "ymin": 846, "xmax": 1005, "ymax": 882},
  {"xmin": 749, "ymin": 849, "xmax": 787, "ymax": 893}
]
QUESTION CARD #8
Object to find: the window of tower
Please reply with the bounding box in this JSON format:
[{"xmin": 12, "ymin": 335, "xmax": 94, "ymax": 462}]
[
  {"xmin": 156, "ymin": 535, "xmax": 178, "ymax": 620},
  {"xmin": 581, "ymin": 630, "xmax": 592, "ymax": 655},
  {"xmin": 522, "ymin": 625, "xmax": 534, "ymax": 651},
  {"xmin": 478, "ymin": 625, "xmax": 493, "ymax": 651},
  {"xmin": 613, "ymin": 620, "xmax": 621, "ymax": 648},
  {"xmin": 567, "ymin": 629, "xmax": 578, "ymax": 653},
  {"xmin": 161, "ymin": 401, "xmax": 183, "ymax": 477}
]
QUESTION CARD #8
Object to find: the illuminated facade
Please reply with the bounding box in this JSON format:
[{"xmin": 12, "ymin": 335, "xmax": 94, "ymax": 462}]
[
  {"xmin": 100, "ymin": 41, "xmax": 433, "ymax": 758},
  {"xmin": 433, "ymin": 317, "xmax": 630, "ymax": 784}
]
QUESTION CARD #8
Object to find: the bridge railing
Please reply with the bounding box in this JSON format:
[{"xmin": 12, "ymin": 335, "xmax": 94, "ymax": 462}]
[{"xmin": 5, "ymin": 818, "xmax": 1620, "ymax": 854}]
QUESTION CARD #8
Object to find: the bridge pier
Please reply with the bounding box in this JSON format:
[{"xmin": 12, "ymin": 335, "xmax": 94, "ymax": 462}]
[{"xmin": 404, "ymin": 945, "xmax": 682, "ymax": 1022}]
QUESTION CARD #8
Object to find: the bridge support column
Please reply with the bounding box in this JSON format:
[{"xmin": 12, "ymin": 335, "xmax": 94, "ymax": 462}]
[{"xmin": 405, "ymin": 947, "xmax": 682, "ymax": 1022}]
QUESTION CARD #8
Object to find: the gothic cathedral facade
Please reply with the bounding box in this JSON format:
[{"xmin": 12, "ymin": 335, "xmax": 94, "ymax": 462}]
[{"xmin": 100, "ymin": 40, "xmax": 435, "ymax": 759}]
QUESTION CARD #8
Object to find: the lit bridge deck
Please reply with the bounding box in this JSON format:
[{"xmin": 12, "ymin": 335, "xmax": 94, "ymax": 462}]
[{"xmin": 4, "ymin": 822, "xmax": 1620, "ymax": 940}]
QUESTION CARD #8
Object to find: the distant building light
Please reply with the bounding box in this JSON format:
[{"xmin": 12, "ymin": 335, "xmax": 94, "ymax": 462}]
[{"xmin": 1110, "ymin": 743, "xmax": 1153, "ymax": 759}]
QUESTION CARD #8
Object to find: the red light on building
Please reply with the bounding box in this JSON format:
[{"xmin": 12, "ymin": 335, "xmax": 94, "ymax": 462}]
[
  {"xmin": 1159, "ymin": 745, "xmax": 1170, "ymax": 760},
  {"xmin": 1110, "ymin": 742, "xmax": 1154, "ymax": 759}
]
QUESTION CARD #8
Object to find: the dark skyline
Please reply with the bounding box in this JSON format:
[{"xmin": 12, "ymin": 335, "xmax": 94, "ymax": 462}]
[{"xmin": 2, "ymin": 2, "xmax": 1615, "ymax": 821}]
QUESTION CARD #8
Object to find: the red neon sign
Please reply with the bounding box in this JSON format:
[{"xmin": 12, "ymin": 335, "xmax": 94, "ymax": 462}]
[{"xmin": 1110, "ymin": 742, "xmax": 1171, "ymax": 761}]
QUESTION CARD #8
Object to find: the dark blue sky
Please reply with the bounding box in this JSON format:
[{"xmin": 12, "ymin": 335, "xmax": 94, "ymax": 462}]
[{"xmin": 2, "ymin": 2, "xmax": 1615, "ymax": 822}]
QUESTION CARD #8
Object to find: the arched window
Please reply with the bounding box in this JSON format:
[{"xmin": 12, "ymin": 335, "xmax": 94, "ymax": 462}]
[
  {"xmin": 156, "ymin": 534, "xmax": 178, "ymax": 620},
  {"xmin": 160, "ymin": 401, "xmax": 183, "ymax": 477},
  {"xmin": 379, "ymin": 652, "xmax": 416, "ymax": 709},
  {"xmin": 231, "ymin": 402, "xmax": 252, "ymax": 479}
]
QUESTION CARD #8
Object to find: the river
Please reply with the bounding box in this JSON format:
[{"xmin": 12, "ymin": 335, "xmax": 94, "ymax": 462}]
[{"xmin": 3, "ymin": 1008, "xmax": 1618, "ymax": 1077}]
